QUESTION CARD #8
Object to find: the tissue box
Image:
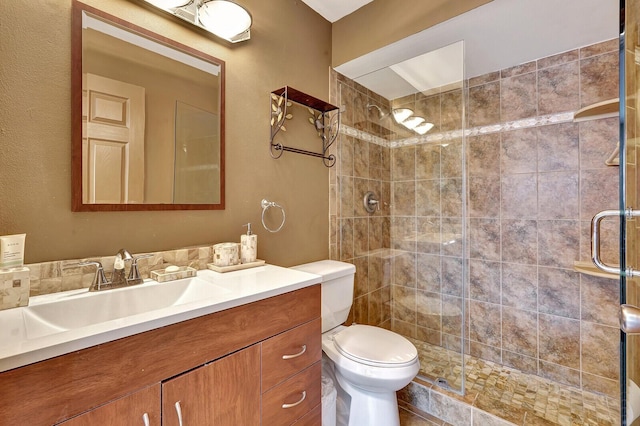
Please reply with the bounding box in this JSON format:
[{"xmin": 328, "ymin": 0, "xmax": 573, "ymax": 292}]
[
  {"xmin": 150, "ymin": 266, "xmax": 197, "ymax": 283},
  {"xmin": 0, "ymin": 267, "xmax": 30, "ymax": 310}
]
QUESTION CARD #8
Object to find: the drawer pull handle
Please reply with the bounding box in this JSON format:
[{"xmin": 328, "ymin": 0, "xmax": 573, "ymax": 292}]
[
  {"xmin": 282, "ymin": 345, "xmax": 307, "ymax": 360},
  {"xmin": 282, "ymin": 391, "xmax": 306, "ymax": 409},
  {"xmin": 175, "ymin": 401, "xmax": 184, "ymax": 426},
  {"xmin": 142, "ymin": 412, "xmax": 150, "ymax": 426}
]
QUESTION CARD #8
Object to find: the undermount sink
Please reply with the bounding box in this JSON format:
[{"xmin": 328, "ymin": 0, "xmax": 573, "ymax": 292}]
[{"xmin": 22, "ymin": 276, "xmax": 231, "ymax": 338}]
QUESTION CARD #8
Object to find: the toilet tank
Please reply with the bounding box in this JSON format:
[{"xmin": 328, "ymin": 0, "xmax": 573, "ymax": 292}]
[{"xmin": 291, "ymin": 260, "xmax": 355, "ymax": 333}]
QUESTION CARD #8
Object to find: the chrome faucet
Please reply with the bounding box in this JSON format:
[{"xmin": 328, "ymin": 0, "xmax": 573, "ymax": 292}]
[
  {"xmin": 79, "ymin": 261, "xmax": 110, "ymax": 292},
  {"xmin": 111, "ymin": 249, "xmax": 133, "ymax": 287},
  {"xmin": 80, "ymin": 249, "xmax": 152, "ymax": 292},
  {"xmin": 128, "ymin": 253, "xmax": 153, "ymax": 285}
]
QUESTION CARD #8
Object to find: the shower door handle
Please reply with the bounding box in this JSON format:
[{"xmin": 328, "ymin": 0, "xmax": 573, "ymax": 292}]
[
  {"xmin": 591, "ymin": 209, "xmax": 640, "ymax": 278},
  {"xmin": 621, "ymin": 304, "xmax": 640, "ymax": 334}
]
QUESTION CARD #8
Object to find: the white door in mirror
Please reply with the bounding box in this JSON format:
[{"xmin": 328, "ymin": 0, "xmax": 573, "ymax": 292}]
[{"xmin": 84, "ymin": 73, "xmax": 145, "ymax": 204}]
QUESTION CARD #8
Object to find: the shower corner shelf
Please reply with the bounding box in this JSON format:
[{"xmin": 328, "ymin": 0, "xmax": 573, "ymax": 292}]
[
  {"xmin": 269, "ymin": 86, "xmax": 340, "ymax": 167},
  {"xmin": 573, "ymin": 98, "xmax": 619, "ymax": 122},
  {"xmin": 573, "ymin": 98, "xmax": 620, "ymax": 166}
]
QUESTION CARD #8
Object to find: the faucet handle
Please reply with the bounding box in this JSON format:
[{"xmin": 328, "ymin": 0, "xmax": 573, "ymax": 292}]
[
  {"xmin": 128, "ymin": 253, "xmax": 154, "ymax": 284},
  {"xmin": 79, "ymin": 261, "xmax": 110, "ymax": 292}
]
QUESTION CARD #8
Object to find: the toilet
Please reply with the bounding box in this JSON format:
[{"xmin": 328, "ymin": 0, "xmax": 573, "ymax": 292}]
[{"xmin": 292, "ymin": 260, "xmax": 419, "ymax": 426}]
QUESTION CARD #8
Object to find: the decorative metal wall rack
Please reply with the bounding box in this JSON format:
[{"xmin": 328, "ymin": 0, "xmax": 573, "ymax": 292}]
[{"xmin": 270, "ymin": 86, "xmax": 340, "ymax": 167}]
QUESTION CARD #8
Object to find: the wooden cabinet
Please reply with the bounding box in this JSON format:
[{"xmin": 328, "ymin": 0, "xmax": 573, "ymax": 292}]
[
  {"xmin": 0, "ymin": 285, "xmax": 320, "ymax": 426},
  {"xmin": 162, "ymin": 345, "xmax": 261, "ymax": 426},
  {"xmin": 58, "ymin": 385, "xmax": 161, "ymax": 426}
]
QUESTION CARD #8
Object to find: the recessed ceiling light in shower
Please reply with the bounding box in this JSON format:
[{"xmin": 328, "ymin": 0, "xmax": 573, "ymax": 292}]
[
  {"xmin": 414, "ymin": 122, "xmax": 434, "ymax": 135},
  {"xmin": 401, "ymin": 116, "xmax": 425, "ymax": 129},
  {"xmin": 392, "ymin": 108, "xmax": 413, "ymax": 123}
]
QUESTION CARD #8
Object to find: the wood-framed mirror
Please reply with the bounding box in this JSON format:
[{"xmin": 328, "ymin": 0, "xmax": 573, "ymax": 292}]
[{"xmin": 71, "ymin": 0, "xmax": 225, "ymax": 211}]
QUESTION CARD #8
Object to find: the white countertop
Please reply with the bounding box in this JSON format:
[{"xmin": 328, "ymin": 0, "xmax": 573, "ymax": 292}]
[{"xmin": 0, "ymin": 264, "xmax": 321, "ymax": 373}]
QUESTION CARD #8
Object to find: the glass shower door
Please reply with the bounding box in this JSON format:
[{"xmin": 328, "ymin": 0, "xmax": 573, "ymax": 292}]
[
  {"xmin": 600, "ymin": 1, "xmax": 640, "ymax": 424},
  {"xmin": 332, "ymin": 39, "xmax": 466, "ymax": 396},
  {"xmin": 388, "ymin": 41, "xmax": 467, "ymax": 395}
]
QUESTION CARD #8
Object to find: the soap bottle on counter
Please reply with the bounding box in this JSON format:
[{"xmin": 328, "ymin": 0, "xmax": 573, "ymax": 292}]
[{"xmin": 241, "ymin": 223, "xmax": 257, "ymax": 263}]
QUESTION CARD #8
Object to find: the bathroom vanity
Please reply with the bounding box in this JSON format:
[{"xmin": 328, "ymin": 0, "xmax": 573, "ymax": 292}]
[{"xmin": 0, "ymin": 266, "xmax": 321, "ymax": 425}]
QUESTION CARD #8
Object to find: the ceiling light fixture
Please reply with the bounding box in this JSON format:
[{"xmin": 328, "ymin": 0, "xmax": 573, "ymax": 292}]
[
  {"xmin": 145, "ymin": 0, "xmax": 190, "ymax": 8},
  {"xmin": 142, "ymin": 0, "xmax": 252, "ymax": 43},
  {"xmin": 199, "ymin": 0, "xmax": 252, "ymax": 42}
]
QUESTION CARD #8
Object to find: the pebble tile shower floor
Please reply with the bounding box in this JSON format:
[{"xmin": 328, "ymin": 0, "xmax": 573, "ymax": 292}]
[{"xmin": 402, "ymin": 339, "xmax": 620, "ymax": 425}]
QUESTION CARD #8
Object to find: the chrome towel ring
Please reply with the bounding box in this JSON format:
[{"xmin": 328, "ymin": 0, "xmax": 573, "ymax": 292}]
[{"xmin": 261, "ymin": 199, "xmax": 286, "ymax": 233}]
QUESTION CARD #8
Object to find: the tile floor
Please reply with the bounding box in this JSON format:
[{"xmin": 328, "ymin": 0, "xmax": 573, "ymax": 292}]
[{"xmin": 400, "ymin": 339, "xmax": 620, "ymax": 425}]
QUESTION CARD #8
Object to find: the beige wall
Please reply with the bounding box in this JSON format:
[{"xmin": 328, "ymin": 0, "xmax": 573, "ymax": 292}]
[
  {"xmin": 331, "ymin": 0, "xmax": 493, "ymax": 68},
  {"xmin": 0, "ymin": 0, "xmax": 331, "ymax": 265}
]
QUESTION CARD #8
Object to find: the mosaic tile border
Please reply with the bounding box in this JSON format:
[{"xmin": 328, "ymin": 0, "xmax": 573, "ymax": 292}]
[{"xmin": 340, "ymin": 111, "xmax": 575, "ymax": 148}]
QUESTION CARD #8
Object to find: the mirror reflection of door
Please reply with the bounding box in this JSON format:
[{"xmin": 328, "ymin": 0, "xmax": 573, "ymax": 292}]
[{"xmin": 82, "ymin": 73, "xmax": 145, "ymax": 204}]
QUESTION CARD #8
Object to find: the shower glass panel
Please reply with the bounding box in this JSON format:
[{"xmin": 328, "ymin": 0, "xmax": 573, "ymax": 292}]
[
  {"xmin": 335, "ymin": 40, "xmax": 466, "ymax": 395},
  {"xmin": 173, "ymin": 101, "xmax": 220, "ymax": 204}
]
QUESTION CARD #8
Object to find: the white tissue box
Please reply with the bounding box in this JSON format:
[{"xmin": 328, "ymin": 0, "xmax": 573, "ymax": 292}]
[{"xmin": 0, "ymin": 267, "xmax": 30, "ymax": 310}]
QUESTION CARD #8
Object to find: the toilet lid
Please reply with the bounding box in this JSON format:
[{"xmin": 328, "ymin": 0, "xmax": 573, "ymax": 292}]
[{"xmin": 333, "ymin": 325, "xmax": 418, "ymax": 367}]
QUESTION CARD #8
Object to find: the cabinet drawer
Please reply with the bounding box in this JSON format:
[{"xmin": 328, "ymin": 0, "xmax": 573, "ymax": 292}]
[
  {"xmin": 292, "ymin": 403, "xmax": 321, "ymax": 425},
  {"xmin": 262, "ymin": 318, "xmax": 321, "ymax": 391},
  {"xmin": 262, "ymin": 362, "xmax": 321, "ymax": 426}
]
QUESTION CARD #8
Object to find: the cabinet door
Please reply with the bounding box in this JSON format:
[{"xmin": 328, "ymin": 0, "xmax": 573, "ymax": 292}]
[
  {"xmin": 58, "ymin": 384, "xmax": 160, "ymax": 426},
  {"xmin": 162, "ymin": 345, "xmax": 261, "ymax": 426}
]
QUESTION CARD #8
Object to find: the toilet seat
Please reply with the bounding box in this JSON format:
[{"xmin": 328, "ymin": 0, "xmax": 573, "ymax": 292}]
[{"xmin": 333, "ymin": 324, "xmax": 418, "ymax": 367}]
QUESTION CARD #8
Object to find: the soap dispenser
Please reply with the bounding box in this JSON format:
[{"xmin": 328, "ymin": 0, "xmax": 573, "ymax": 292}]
[{"xmin": 241, "ymin": 223, "xmax": 257, "ymax": 263}]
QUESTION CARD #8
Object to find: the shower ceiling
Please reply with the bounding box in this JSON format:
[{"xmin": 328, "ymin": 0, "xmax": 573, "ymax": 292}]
[{"xmin": 302, "ymin": 0, "xmax": 618, "ymax": 99}]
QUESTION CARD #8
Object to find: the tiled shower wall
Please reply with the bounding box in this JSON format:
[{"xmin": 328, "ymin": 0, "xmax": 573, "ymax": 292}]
[{"xmin": 330, "ymin": 38, "xmax": 621, "ymax": 397}]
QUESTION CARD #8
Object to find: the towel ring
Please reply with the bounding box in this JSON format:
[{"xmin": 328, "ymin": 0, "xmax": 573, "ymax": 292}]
[{"xmin": 261, "ymin": 199, "xmax": 286, "ymax": 233}]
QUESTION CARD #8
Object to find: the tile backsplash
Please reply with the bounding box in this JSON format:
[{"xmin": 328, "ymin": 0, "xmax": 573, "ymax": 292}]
[
  {"xmin": 0, "ymin": 267, "xmax": 30, "ymax": 310},
  {"xmin": 22, "ymin": 245, "xmax": 213, "ymax": 297}
]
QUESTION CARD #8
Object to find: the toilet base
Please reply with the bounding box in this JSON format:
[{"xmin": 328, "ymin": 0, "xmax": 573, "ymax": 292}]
[{"xmin": 334, "ymin": 367, "xmax": 401, "ymax": 426}]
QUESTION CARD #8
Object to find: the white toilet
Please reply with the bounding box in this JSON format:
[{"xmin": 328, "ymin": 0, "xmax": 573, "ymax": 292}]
[{"xmin": 292, "ymin": 260, "xmax": 420, "ymax": 426}]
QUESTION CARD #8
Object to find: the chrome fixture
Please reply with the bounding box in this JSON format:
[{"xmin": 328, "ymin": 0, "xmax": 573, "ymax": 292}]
[
  {"xmin": 111, "ymin": 249, "xmax": 134, "ymax": 287},
  {"xmin": 621, "ymin": 304, "xmax": 640, "ymax": 334},
  {"xmin": 79, "ymin": 261, "xmax": 110, "ymax": 292},
  {"xmin": 367, "ymin": 103, "xmax": 388, "ymax": 120},
  {"xmin": 142, "ymin": 0, "xmax": 252, "ymax": 43},
  {"xmin": 363, "ymin": 191, "xmax": 380, "ymax": 214},
  {"xmin": 261, "ymin": 199, "xmax": 286, "ymax": 233},
  {"xmin": 128, "ymin": 253, "xmax": 154, "ymax": 285},
  {"xmin": 79, "ymin": 249, "xmax": 154, "ymax": 291},
  {"xmin": 591, "ymin": 209, "xmax": 640, "ymax": 277}
]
